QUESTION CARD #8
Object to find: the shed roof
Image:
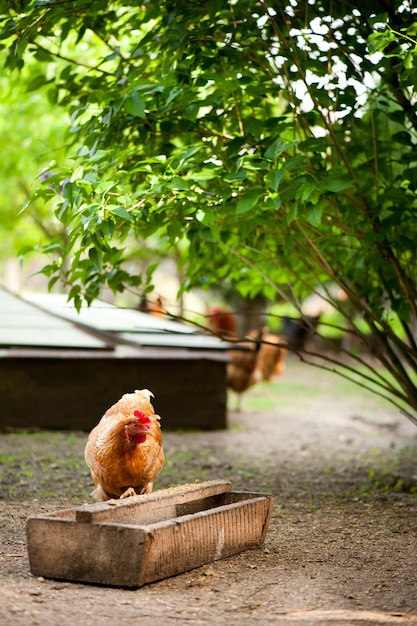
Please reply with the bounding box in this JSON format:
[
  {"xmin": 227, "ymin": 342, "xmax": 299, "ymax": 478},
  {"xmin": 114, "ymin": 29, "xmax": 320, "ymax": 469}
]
[
  {"xmin": 25, "ymin": 293, "xmax": 230, "ymax": 351},
  {"xmin": 0, "ymin": 288, "xmax": 110, "ymax": 350}
]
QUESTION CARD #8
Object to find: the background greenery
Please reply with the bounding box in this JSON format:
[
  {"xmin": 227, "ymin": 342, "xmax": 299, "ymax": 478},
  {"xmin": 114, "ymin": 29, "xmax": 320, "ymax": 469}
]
[{"xmin": 1, "ymin": 1, "xmax": 417, "ymax": 421}]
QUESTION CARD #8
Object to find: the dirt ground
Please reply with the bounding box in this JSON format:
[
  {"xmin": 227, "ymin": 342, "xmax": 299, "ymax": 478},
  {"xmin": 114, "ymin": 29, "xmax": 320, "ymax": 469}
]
[{"xmin": 1, "ymin": 359, "xmax": 417, "ymax": 626}]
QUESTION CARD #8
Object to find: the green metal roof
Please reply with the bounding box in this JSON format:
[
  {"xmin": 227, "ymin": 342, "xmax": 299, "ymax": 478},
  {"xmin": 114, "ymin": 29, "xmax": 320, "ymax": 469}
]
[
  {"xmin": 0, "ymin": 288, "xmax": 110, "ymax": 350},
  {"xmin": 25, "ymin": 293, "xmax": 231, "ymax": 351}
]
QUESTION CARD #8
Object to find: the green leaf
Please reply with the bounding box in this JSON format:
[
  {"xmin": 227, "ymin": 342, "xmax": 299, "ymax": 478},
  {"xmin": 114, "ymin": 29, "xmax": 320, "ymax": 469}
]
[
  {"xmin": 225, "ymin": 170, "xmax": 248, "ymax": 182},
  {"xmin": 236, "ymin": 190, "xmax": 262, "ymax": 215},
  {"xmin": 124, "ymin": 92, "xmax": 146, "ymax": 118},
  {"xmin": 367, "ymin": 30, "xmax": 395, "ymax": 54},
  {"xmin": 298, "ymin": 182, "xmax": 319, "ymax": 203},
  {"xmin": 244, "ymin": 116, "xmax": 264, "ymax": 138},
  {"xmin": 192, "ymin": 168, "xmax": 218, "ymax": 181},
  {"xmin": 26, "ymin": 74, "xmax": 49, "ymax": 92},
  {"xmin": 167, "ymin": 176, "xmax": 190, "ymax": 190},
  {"xmin": 107, "ymin": 206, "xmax": 135, "ymax": 222},
  {"xmin": 265, "ymin": 139, "xmax": 298, "ymax": 160},
  {"xmin": 199, "ymin": 228, "xmax": 218, "ymax": 242},
  {"xmin": 323, "ymin": 178, "xmax": 354, "ymax": 193},
  {"xmin": 286, "ymin": 203, "xmax": 298, "ymax": 224},
  {"xmin": 101, "ymin": 220, "xmax": 115, "ymax": 238},
  {"xmin": 47, "ymin": 275, "xmax": 61, "ymax": 291},
  {"xmin": 264, "ymin": 170, "xmax": 284, "ymax": 192},
  {"xmin": 406, "ymin": 23, "xmax": 417, "ymax": 37},
  {"xmin": 176, "ymin": 145, "xmax": 202, "ymax": 166},
  {"xmin": 71, "ymin": 166, "xmax": 84, "ymax": 181},
  {"xmin": 88, "ymin": 247, "xmax": 103, "ymax": 273},
  {"xmin": 392, "ymin": 131, "xmax": 412, "ymax": 146},
  {"xmin": 95, "ymin": 181, "xmax": 117, "ymax": 194},
  {"xmin": 307, "ymin": 204, "xmax": 323, "ymax": 228},
  {"xmin": 196, "ymin": 208, "xmax": 215, "ymax": 225},
  {"xmin": 33, "ymin": 48, "xmax": 54, "ymax": 63}
]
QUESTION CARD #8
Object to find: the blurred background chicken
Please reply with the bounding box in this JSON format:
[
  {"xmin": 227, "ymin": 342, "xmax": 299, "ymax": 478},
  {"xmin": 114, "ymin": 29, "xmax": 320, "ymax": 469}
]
[
  {"xmin": 251, "ymin": 330, "xmax": 288, "ymax": 383},
  {"xmin": 208, "ymin": 307, "xmax": 287, "ymax": 410},
  {"xmin": 226, "ymin": 328, "xmax": 264, "ymax": 411},
  {"xmin": 207, "ymin": 306, "xmax": 238, "ymax": 339},
  {"xmin": 85, "ymin": 389, "xmax": 164, "ymax": 501},
  {"xmin": 138, "ymin": 294, "xmax": 167, "ymax": 317}
]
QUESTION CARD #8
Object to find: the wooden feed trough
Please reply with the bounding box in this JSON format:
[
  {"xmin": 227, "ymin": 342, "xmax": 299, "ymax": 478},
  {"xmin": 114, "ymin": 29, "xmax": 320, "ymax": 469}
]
[{"xmin": 26, "ymin": 480, "xmax": 273, "ymax": 588}]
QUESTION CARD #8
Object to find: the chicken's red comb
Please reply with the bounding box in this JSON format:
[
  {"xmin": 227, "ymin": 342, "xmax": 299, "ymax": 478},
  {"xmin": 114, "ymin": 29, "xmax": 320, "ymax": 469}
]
[{"xmin": 134, "ymin": 410, "xmax": 151, "ymax": 426}]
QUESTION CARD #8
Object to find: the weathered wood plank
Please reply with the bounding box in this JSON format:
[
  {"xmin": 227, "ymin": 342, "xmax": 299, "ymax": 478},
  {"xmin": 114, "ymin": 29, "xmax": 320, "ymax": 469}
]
[
  {"xmin": 225, "ymin": 491, "xmax": 274, "ymax": 543},
  {"xmin": 137, "ymin": 497, "xmax": 272, "ymax": 586},
  {"xmin": 26, "ymin": 518, "xmax": 147, "ymax": 587},
  {"xmin": 75, "ymin": 480, "xmax": 232, "ymax": 524},
  {"xmin": 1, "ymin": 354, "xmax": 228, "ymax": 431}
]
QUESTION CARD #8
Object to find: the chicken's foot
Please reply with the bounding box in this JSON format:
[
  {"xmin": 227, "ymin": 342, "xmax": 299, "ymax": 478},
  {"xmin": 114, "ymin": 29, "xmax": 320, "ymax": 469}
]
[{"xmin": 120, "ymin": 487, "xmax": 136, "ymax": 499}]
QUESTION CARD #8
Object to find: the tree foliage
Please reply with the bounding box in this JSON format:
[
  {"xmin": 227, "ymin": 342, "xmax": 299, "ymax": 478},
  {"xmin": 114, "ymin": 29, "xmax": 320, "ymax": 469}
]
[
  {"xmin": 0, "ymin": 67, "xmax": 69, "ymax": 263},
  {"xmin": 1, "ymin": 0, "xmax": 417, "ymax": 421}
]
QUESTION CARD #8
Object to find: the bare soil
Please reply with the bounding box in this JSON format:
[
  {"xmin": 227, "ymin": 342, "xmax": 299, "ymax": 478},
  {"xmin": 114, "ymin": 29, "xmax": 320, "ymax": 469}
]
[{"xmin": 1, "ymin": 359, "xmax": 417, "ymax": 625}]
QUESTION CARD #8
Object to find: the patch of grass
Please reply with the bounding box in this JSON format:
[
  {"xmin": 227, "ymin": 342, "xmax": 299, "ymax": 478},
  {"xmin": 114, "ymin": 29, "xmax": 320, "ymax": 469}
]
[
  {"xmin": 0, "ymin": 430, "xmax": 90, "ymax": 502},
  {"xmin": 240, "ymin": 363, "xmax": 390, "ymax": 414},
  {"xmin": 335, "ymin": 444, "xmax": 417, "ymax": 501},
  {"xmin": 0, "ymin": 453, "xmax": 26, "ymax": 464}
]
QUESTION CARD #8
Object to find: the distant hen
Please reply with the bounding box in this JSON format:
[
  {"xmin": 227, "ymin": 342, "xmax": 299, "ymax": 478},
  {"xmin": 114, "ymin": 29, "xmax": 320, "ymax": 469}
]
[{"xmin": 208, "ymin": 307, "xmax": 287, "ymax": 410}]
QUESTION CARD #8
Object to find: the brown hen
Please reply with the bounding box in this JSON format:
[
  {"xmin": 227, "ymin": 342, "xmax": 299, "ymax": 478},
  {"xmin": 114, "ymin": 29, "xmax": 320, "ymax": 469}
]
[
  {"xmin": 208, "ymin": 307, "xmax": 287, "ymax": 410},
  {"xmin": 85, "ymin": 389, "xmax": 164, "ymax": 501},
  {"xmin": 251, "ymin": 331, "xmax": 288, "ymax": 383}
]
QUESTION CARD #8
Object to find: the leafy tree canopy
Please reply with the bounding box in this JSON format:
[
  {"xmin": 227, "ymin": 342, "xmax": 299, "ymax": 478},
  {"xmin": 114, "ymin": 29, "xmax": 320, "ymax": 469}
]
[
  {"xmin": 0, "ymin": 67, "xmax": 69, "ymax": 259},
  {"xmin": 1, "ymin": 0, "xmax": 417, "ymax": 420}
]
